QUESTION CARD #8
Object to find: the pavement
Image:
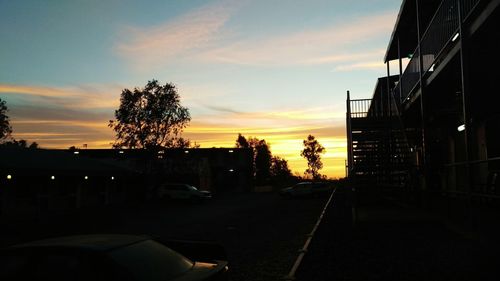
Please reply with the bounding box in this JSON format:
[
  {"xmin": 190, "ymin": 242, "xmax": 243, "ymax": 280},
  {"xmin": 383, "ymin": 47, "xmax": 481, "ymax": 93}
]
[
  {"xmin": 0, "ymin": 191, "xmax": 329, "ymax": 281},
  {"xmin": 295, "ymin": 187, "xmax": 500, "ymax": 281}
]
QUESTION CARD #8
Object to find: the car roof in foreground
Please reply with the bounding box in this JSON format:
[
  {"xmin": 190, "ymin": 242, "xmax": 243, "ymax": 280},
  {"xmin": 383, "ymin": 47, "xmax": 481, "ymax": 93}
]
[
  {"xmin": 2, "ymin": 234, "xmax": 229, "ymax": 281},
  {"xmin": 7, "ymin": 234, "xmax": 150, "ymax": 252}
]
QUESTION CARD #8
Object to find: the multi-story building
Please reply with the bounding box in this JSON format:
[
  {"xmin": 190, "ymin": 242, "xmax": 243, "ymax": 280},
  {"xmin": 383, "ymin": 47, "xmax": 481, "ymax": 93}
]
[{"xmin": 347, "ymin": 0, "xmax": 500, "ymax": 202}]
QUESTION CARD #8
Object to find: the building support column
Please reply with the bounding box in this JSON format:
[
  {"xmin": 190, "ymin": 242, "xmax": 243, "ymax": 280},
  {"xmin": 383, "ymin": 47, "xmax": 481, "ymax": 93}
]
[
  {"xmin": 386, "ymin": 61, "xmax": 391, "ymax": 116},
  {"xmin": 346, "ymin": 91, "xmax": 353, "ymax": 178},
  {"xmin": 398, "ymin": 37, "xmax": 403, "ymax": 105},
  {"xmin": 415, "ymin": 0, "xmax": 428, "ymax": 205},
  {"xmin": 458, "ymin": 0, "xmax": 473, "ymax": 203}
]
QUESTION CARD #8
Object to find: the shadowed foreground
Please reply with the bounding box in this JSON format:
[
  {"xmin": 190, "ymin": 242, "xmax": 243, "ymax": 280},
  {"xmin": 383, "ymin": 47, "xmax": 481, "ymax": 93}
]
[
  {"xmin": 1, "ymin": 192, "xmax": 328, "ymax": 281},
  {"xmin": 296, "ymin": 189, "xmax": 500, "ymax": 281}
]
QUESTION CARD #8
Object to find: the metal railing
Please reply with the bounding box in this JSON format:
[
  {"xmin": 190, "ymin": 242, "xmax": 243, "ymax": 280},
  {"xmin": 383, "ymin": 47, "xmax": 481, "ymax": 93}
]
[
  {"xmin": 420, "ymin": 0, "xmax": 460, "ymax": 73},
  {"xmin": 349, "ymin": 99, "xmax": 372, "ymax": 118},
  {"xmin": 461, "ymin": 0, "xmax": 480, "ymax": 19},
  {"xmin": 400, "ymin": 46, "xmax": 421, "ymax": 102},
  {"xmin": 397, "ymin": 0, "xmax": 481, "ymax": 102},
  {"xmin": 350, "ymin": 96, "xmax": 398, "ymax": 118},
  {"xmin": 442, "ymin": 157, "xmax": 500, "ymax": 198},
  {"xmin": 393, "ymin": 83, "xmax": 401, "ymax": 106}
]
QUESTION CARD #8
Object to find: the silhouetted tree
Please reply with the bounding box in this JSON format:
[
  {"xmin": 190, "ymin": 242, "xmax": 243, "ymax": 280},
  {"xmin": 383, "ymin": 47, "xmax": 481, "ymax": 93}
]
[
  {"xmin": 17, "ymin": 139, "xmax": 27, "ymax": 148},
  {"xmin": 254, "ymin": 139, "xmax": 271, "ymax": 184},
  {"xmin": 176, "ymin": 137, "xmax": 200, "ymax": 148},
  {"xmin": 0, "ymin": 98, "xmax": 12, "ymax": 142},
  {"xmin": 235, "ymin": 134, "xmax": 272, "ymax": 184},
  {"xmin": 301, "ymin": 135, "xmax": 325, "ymax": 180},
  {"xmin": 235, "ymin": 133, "xmax": 250, "ymax": 148},
  {"xmin": 270, "ymin": 156, "xmax": 292, "ymax": 179},
  {"xmin": 109, "ymin": 79, "xmax": 192, "ymax": 149},
  {"xmin": 1, "ymin": 139, "xmax": 39, "ymax": 149},
  {"xmin": 270, "ymin": 156, "xmax": 294, "ymax": 187}
]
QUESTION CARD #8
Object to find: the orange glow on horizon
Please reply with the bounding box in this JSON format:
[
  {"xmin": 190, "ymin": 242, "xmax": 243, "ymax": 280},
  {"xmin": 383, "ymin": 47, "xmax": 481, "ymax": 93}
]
[{"xmin": 10, "ymin": 117, "xmax": 347, "ymax": 178}]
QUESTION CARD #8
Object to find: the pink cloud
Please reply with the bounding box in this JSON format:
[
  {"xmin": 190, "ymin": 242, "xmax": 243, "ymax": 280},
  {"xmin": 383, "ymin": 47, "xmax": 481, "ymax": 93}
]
[
  {"xmin": 197, "ymin": 12, "xmax": 397, "ymax": 66},
  {"xmin": 115, "ymin": 0, "xmax": 241, "ymax": 70}
]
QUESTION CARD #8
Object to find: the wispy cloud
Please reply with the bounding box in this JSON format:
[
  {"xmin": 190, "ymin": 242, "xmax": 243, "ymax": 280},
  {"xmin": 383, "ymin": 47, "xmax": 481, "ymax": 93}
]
[
  {"xmin": 302, "ymin": 50, "xmax": 385, "ymax": 65},
  {"xmin": 0, "ymin": 83, "xmax": 122, "ymax": 109},
  {"xmin": 11, "ymin": 118, "xmax": 114, "ymax": 149},
  {"xmin": 203, "ymin": 105, "xmax": 243, "ymax": 114},
  {"xmin": 114, "ymin": 5, "xmax": 396, "ymax": 71},
  {"xmin": 115, "ymin": 0, "xmax": 242, "ymax": 70},
  {"xmin": 192, "ymin": 106, "xmax": 346, "ymax": 130},
  {"xmin": 333, "ymin": 61, "xmax": 385, "ymax": 72},
  {"xmin": 197, "ymin": 12, "xmax": 396, "ymax": 66},
  {"xmin": 1, "ymin": 82, "xmax": 120, "ymax": 148}
]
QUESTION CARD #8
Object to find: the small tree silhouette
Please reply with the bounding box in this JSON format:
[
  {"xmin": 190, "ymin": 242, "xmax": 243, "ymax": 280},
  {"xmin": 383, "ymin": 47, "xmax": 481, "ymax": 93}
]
[
  {"xmin": 0, "ymin": 98, "xmax": 12, "ymax": 143},
  {"xmin": 301, "ymin": 135, "xmax": 325, "ymax": 180}
]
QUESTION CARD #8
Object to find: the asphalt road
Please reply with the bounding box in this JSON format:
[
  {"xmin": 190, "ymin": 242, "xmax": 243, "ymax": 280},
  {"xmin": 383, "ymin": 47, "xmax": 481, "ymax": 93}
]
[{"xmin": 1, "ymin": 191, "xmax": 330, "ymax": 281}]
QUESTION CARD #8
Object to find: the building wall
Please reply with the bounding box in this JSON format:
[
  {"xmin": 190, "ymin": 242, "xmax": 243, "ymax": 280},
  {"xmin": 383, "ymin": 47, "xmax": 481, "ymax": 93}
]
[{"xmin": 78, "ymin": 148, "xmax": 254, "ymax": 194}]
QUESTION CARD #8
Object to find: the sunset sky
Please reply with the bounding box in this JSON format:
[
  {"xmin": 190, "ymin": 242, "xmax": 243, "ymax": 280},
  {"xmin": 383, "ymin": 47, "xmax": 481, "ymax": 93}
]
[{"xmin": 1, "ymin": 0, "xmax": 402, "ymax": 178}]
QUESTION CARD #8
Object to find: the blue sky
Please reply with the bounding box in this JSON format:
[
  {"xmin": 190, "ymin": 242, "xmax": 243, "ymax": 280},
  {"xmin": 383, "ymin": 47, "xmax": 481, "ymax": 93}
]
[{"xmin": 0, "ymin": 0, "xmax": 402, "ymax": 177}]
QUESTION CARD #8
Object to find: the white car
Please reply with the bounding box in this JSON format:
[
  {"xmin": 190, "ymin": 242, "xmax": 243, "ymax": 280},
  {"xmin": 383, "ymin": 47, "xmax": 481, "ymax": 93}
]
[{"xmin": 158, "ymin": 183, "xmax": 212, "ymax": 202}]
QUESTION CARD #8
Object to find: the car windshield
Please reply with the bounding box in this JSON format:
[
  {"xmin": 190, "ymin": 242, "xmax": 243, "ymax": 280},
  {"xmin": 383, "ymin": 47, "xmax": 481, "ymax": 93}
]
[
  {"xmin": 187, "ymin": 185, "xmax": 198, "ymax": 191},
  {"xmin": 109, "ymin": 240, "xmax": 194, "ymax": 281}
]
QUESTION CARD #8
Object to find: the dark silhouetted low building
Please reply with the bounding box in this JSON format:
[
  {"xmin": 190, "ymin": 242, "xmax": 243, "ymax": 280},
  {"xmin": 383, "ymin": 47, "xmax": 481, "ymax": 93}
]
[
  {"xmin": 0, "ymin": 147, "xmax": 140, "ymax": 220},
  {"xmin": 0, "ymin": 147, "xmax": 253, "ymax": 221}
]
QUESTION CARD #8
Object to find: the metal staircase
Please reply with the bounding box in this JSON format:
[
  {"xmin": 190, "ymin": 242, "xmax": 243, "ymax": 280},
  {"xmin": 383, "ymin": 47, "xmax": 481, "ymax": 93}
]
[{"xmin": 347, "ymin": 89, "xmax": 414, "ymax": 190}]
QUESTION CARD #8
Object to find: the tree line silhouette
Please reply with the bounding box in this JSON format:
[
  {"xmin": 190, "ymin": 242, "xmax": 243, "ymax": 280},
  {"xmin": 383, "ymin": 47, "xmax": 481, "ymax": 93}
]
[
  {"xmin": 2, "ymin": 79, "xmax": 327, "ymax": 180},
  {"xmin": 0, "ymin": 97, "xmax": 38, "ymax": 149}
]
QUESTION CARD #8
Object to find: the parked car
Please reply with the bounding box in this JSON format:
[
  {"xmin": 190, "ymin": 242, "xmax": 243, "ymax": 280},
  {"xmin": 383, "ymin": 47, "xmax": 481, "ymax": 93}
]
[
  {"xmin": 0, "ymin": 234, "xmax": 229, "ymax": 281},
  {"xmin": 279, "ymin": 182, "xmax": 332, "ymax": 197},
  {"xmin": 157, "ymin": 184, "xmax": 212, "ymax": 202}
]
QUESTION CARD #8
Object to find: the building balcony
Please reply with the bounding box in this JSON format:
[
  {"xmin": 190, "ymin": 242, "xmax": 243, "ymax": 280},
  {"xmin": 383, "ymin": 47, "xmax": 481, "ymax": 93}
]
[{"xmin": 386, "ymin": 0, "xmax": 482, "ymax": 105}]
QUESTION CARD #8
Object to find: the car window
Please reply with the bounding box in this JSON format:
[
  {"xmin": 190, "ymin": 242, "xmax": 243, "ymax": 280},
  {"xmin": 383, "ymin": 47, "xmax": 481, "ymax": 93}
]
[
  {"xmin": 109, "ymin": 240, "xmax": 194, "ymax": 281},
  {"xmin": 187, "ymin": 185, "xmax": 198, "ymax": 191}
]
